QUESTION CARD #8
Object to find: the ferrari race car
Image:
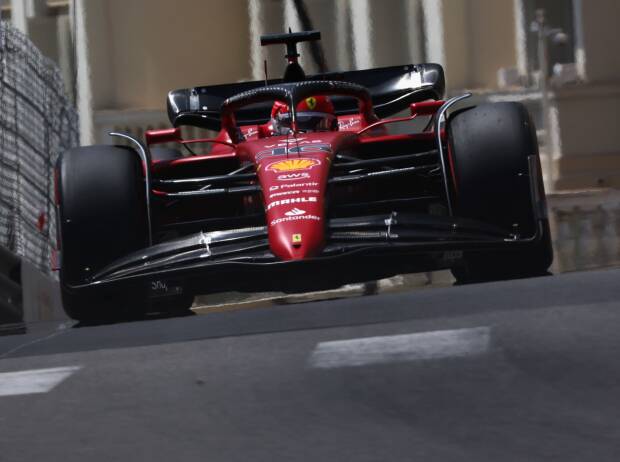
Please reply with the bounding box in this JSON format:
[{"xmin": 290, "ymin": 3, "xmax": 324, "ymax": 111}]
[{"xmin": 56, "ymin": 31, "xmax": 553, "ymax": 321}]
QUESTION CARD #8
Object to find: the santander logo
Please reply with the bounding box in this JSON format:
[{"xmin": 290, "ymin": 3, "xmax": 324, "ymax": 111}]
[{"xmin": 285, "ymin": 208, "xmax": 306, "ymax": 217}]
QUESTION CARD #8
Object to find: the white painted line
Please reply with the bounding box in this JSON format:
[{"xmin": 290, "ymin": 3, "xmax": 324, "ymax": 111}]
[
  {"xmin": 309, "ymin": 327, "xmax": 491, "ymax": 369},
  {"xmin": 0, "ymin": 366, "xmax": 82, "ymax": 397}
]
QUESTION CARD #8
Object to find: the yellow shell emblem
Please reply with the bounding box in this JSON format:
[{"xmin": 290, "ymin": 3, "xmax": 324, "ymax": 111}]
[
  {"xmin": 266, "ymin": 158, "xmax": 320, "ymax": 172},
  {"xmin": 305, "ymin": 97, "xmax": 317, "ymax": 110}
]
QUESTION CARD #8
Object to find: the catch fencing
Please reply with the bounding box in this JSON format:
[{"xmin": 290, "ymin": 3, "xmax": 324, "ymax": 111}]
[{"xmin": 0, "ymin": 22, "xmax": 78, "ymax": 275}]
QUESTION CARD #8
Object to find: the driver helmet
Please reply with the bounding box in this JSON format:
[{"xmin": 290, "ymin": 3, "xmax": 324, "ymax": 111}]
[{"xmin": 271, "ymin": 96, "xmax": 337, "ymax": 135}]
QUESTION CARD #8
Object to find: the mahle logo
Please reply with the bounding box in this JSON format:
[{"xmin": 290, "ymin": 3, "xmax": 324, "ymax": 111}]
[{"xmin": 266, "ymin": 196, "xmax": 318, "ymax": 211}]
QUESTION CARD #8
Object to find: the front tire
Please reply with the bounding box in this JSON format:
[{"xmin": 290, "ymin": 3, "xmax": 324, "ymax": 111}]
[
  {"xmin": 447, "ymin": 102, "xmax": 553, "ymax": 283},
  {"xmin": 57, "ymin": 145, "xmax": 149, "ymax": 321}
]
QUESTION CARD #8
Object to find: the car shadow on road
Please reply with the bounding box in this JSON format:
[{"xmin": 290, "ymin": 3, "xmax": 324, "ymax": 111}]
[{"xmin": 72, "ymin": 308, "xmax": 196, "ymax": 329}]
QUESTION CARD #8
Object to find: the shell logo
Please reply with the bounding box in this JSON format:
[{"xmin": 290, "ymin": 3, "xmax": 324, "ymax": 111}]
[{"xmin": 266, "ymin": 158, "xmax": 320, "ymax": 173}]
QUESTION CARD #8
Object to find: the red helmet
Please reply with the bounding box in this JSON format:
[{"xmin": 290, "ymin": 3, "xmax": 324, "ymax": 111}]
[{"xmin": 271, "ymin": 96, "xmax": 337, "ymax": 134}]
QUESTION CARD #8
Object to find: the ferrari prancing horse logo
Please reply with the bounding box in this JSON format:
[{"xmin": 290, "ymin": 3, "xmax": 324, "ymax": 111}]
[{"xmin": 305, "ymin": 97, "xmax": 317, "ymax": 110}]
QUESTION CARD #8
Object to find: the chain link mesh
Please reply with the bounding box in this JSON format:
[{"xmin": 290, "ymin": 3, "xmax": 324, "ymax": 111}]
[{"xmin": 0, "ymin": 22, "xmax": 79, "ymax": 274}]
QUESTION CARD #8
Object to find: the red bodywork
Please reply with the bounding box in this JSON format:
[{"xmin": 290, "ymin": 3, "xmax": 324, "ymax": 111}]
[
  {"xmin": 243, "ymin": 130, "xmax": 355, "ymax": 260},
  {"xmin": 145, "ymin": 101, "xmax": 445, "ymax": 262}
]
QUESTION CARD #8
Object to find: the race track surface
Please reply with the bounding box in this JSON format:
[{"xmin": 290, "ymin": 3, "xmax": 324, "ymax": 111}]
[{"xmin": 1, "ymin": 268, "xmax": 619, "ymax": 461}]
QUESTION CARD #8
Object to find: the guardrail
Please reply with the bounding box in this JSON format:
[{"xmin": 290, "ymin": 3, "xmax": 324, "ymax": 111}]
[
  {"xmin": 0, "ymin": 245, "xmax": 24, "ymax": 335},
  {"xmin": 548, "ymin": 189, "xmax": 620, "ymax": 273}
]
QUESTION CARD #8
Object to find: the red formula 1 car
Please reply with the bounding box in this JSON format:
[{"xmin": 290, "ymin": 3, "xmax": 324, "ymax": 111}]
[{"xmin": 56, "ymin": 31, "xmax": 552, "ymax": 321}]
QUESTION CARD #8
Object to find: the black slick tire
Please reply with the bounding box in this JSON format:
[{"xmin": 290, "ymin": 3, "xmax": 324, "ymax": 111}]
[
  {"xmin": 57, "ymin": 145, "xmax": 149, "ymax": 322},
  {"xmin": 447, "ymin": 102, "xmax": 553, "ymax": 283}
]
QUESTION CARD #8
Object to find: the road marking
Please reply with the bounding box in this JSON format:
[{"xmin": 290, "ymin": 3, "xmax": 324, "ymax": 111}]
[
  {"xmin": 309, "ymin": 327, "xmax": 491, "ymax": 369},
  {"xmin": 0, "ymin": 321, "xmax": 73, "ymax": 360},
  {"xmin": 0, "ymin": 366, "xmax": 81, "ymax": 397}
]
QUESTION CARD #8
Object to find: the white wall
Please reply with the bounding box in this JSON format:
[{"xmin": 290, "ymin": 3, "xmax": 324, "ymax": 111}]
[
  {"xmin": 467, "ymin": 0, "xmax": 517, "ymax": 89},
  {"xmin": 418, "ymin": 0, "xmax": 519, "ymax": 91},
  {"xmin": 578, "ymin": 0, "xmax": 620, "ymax": 83},
  {"xmin": 84, "ymin": 0, "xmax": 252, "ymax": 112}
]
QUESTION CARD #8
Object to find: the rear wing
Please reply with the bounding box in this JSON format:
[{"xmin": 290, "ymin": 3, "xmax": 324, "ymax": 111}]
[{"xmin": 167, "ymin": 63, "xmax": 445, "ymax": 131}]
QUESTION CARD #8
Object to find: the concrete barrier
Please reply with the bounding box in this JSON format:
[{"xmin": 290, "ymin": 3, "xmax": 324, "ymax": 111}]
[
  {"xmin": 0, "ymin": 246, "xmax": 24, "ymax": 335},
  {"xmin": 0, "ymin": 249, "xmax": 67, "ymax": 335},
  {"xmin": 20, "ymin": 260, "xmax": 67, "ymax": 324}
]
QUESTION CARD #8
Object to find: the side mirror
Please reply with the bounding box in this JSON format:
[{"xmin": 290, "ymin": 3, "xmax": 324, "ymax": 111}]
[
  {"xmin": 410, "ymin": 101, "xmax": 443, "ymax": 117},
  {"xmin": 145, "ymin": 127, "xmax": 182, "ymax": 146}
]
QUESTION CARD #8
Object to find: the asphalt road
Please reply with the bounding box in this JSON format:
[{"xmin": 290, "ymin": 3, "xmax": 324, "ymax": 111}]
[{"xmin": 1, "ymin": 268, "xmax": 619, "ymax": 461}]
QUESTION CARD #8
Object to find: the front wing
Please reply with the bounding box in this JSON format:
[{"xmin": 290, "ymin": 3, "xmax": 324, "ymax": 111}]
[{"xmin": 64, "ymin": 211, "xmax": 546, "ymax": 300}]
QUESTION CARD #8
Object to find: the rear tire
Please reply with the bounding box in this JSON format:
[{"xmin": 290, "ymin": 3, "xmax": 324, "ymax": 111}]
[
  {"xmin": 57, "ymin": 145, "xmax": 149, "ymax": 321},
  {"xmin": 447, "ymin": 102, "xmax": 553, "ymax": 283}
]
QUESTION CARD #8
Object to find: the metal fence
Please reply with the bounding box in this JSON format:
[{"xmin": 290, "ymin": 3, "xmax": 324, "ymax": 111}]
[{"xmin": 0, "ymin": 21, "xmax": 78, "ymax": 275}]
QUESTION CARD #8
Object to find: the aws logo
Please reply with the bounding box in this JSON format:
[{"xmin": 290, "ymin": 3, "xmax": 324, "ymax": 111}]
[
  {"xmin": 277, "ymin": 173, "xmax": 311, "ymax": 181},
  {"xmin": 266, "ymin": 158, "xmax": 320, "ymax": 173}
]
